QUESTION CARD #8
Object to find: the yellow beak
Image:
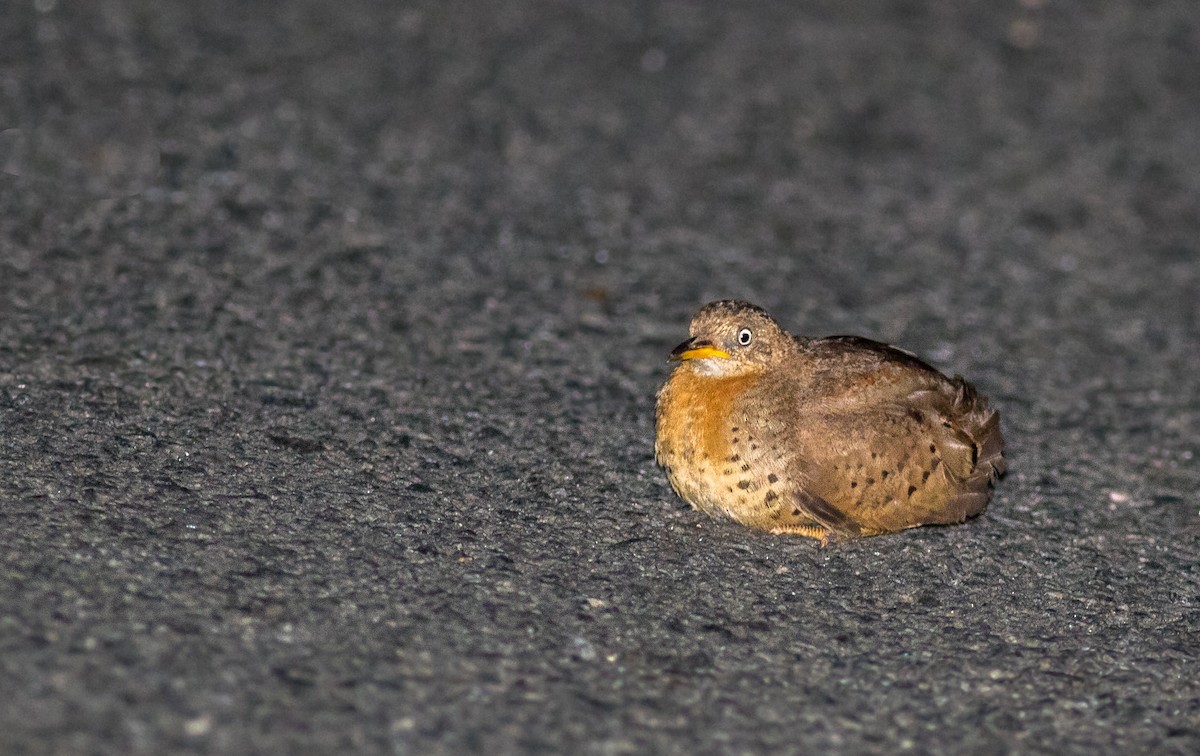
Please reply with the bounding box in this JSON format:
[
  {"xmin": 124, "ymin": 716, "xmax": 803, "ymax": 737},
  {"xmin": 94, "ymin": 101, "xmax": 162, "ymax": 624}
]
[{"xmin": 670, "ymin": 337, "xmax": 730, "ymax": 361}]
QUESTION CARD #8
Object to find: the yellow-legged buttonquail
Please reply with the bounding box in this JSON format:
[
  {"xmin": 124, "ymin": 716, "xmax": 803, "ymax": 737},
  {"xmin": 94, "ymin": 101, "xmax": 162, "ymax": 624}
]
[{"xmin": 655, "ymin": 300, "xmax": 1005, "ymax": 542}]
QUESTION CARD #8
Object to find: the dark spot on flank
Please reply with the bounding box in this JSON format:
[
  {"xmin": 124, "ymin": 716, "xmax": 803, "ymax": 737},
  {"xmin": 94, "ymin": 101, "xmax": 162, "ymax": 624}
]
[
  {"xmin": 922, "ymin": 471, "xmax": 930, "ymax": 482},
  {"xmin": 871, "ymin": 452, "xmax": 878, "ymax": 459},
  {"xmin": 723, "ymin": 468, "xmax": 733, "ymax": 475},
  {"xmin": 729, "ymin": 454, "xmax": 740, "ymax": 462},
  {"xmin": 850, "ymin": 481, "xmax": 858, "ymax": 488},
  {"xmin": 910, "ymin": 409, "xmax": 924, "ymax": 423},
  {"xmin": 930, "ymin": 443, "xmax": 937, "ymax": 453},
  {"xmin": 767, "ymin": 473, "xmax": 778, "ymax": 484},
  {"xmin": 750, "ymin": 444, "xmax": 758, "ymax": 451},
  {"xmin": 741, "ymin": 463, "xmax": 751, "ymax": 472},
  {"xmin": 727, "ymin": 486, "xmax": 734, "ymax": 493},
  {"xmin": 732, "ymin": 438, "xmax": 740, "ymax": 444},
  {"xmin": 791, "ymin": 508, "xmax": 801, "ymax": 516},
  {"xmin": 731, "ymin": 426, "xmax": 740, "ymax": 433},
  {"xmin": 737, "ymin": 480, "xmax": 751, "ymax": 490},
  {"xmin": 907, "ymin": 485, "xmax": 917, "ymax": 497},
  {"xmin": 881, "ymin": 470, "xmax": 889, "ymax": 479},
  {"xmin": 866, "ymin": 477, "xmax": 874, "ymax": 486},
  {"xmin": 930, "ymin": 457, "xmax": 941, "ymax": 471},
  {"xmin": 764, "ymin": 490, "xmax": 779, "ymax": 504}
]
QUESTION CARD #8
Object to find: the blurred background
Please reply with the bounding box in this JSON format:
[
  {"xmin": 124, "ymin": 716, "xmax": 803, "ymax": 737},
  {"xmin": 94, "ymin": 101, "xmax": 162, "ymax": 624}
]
[{"xmin": 2, "ymin": 1, "xmax": 1198, "ymax": 753}]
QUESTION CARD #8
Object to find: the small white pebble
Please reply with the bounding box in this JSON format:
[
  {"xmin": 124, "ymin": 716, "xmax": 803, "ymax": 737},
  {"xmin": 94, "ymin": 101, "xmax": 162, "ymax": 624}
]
[
  {"xmin": 183, "ymin": 715, "xmax": 212, "ymax": 737},
  {"xmin": 572, "ymin": 637, "xmax": 597, "ymax": 661}
]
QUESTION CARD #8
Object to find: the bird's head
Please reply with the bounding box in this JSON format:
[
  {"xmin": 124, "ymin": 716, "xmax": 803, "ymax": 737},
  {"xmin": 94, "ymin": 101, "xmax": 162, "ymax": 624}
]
[{"xmin": 669, "ymin": 300, "xmax": 795, "ymax": 377}]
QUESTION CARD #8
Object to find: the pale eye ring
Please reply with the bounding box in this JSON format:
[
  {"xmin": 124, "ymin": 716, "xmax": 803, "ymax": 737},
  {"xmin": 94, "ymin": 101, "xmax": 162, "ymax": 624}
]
[{"xmin": 737, "ymin": 327, "xmax": 753, "ymax": 346}]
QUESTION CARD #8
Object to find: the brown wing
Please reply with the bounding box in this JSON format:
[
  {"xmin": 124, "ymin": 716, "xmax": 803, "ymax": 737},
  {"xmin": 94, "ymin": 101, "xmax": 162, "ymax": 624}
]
[
  {"xmin": 762, "ymin": 376, "xmax": 1004, "ymax": 538},
  {"xmin": 822, "ymin": 376, "xmax": 1003, "ymax": 534}
]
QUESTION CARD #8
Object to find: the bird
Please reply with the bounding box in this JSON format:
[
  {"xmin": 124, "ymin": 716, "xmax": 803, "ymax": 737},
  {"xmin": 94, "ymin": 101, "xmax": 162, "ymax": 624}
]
[{"xmin": 654, "ymin": 300, "xmax": 1005, "ymax": 543}]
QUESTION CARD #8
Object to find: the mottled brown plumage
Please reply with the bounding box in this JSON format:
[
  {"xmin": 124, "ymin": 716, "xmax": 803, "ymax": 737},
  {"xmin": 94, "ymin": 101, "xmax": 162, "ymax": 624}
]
[{"xmin": 655, "ymin": 300, "xmax": 1005, "ymax": 542}]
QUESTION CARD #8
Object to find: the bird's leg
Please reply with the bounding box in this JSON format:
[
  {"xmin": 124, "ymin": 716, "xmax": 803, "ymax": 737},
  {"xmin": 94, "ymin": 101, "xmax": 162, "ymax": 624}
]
[{"xmin": 769, "ymin": 524, "xmax": 832, "ymax": 546}]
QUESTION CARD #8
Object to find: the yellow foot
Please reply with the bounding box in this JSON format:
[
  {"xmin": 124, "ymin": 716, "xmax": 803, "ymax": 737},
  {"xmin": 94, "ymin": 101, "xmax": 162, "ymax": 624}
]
[{"xmin": 769, "ymin": 524, "xmax": 832, "ymax": 546}]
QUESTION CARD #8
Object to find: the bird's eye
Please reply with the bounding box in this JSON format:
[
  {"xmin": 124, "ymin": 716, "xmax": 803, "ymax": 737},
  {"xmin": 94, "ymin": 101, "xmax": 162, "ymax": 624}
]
[{"xmin": 737, "ymin": 327, "xmax": 753, "ymax": 346}]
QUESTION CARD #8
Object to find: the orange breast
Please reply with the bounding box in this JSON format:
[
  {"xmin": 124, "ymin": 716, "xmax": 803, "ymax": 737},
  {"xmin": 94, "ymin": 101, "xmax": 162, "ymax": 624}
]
[{"xmin": 655, "ymin": 368, "xmax": 761, "ymax": 517}]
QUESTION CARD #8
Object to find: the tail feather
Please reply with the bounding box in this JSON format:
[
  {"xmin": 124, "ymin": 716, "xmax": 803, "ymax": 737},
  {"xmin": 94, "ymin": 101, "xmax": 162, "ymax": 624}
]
[
  {"xmin": 974, "ymin": 410, "xmax": 1006, "ymax": 477},
  {"xmin": 950, "ymin": 377, "xmax": 1005, "ymax": 478},
  {"xmin": 943, "ymin": 378, "xmax": 1005, "ymax": 522}
]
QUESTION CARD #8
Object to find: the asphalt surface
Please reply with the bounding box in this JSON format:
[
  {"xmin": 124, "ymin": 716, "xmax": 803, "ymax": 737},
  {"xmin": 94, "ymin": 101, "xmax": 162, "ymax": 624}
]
[{"xmin": 2, "ymin": 1, "xmax": 1199, "ymax": 754}]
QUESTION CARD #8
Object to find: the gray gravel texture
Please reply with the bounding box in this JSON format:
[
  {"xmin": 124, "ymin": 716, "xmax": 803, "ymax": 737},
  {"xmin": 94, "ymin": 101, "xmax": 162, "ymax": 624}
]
[{"xmin": 2, "ymin": 1, "xmax": 1199, "ymax": 754}]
